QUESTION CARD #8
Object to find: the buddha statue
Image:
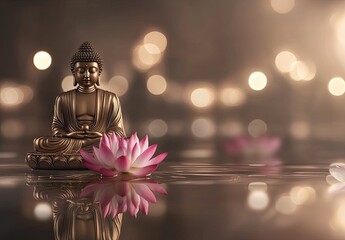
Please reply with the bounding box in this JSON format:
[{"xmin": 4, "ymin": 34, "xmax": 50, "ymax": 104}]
[{"xmin": 26, "ymin": 42, "xmax": 126, "ymax": 169}]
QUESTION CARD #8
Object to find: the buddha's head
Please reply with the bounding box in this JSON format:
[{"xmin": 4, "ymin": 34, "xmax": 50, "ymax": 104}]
[{"xmin": 71, "ymin": 42, "xmax": 103, "ymax": 87}]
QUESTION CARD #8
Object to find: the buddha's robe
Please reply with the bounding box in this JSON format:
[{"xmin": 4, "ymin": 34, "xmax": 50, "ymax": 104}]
[{"xmin": 34, "ymin": 89, "xmax": 125, "ymax": 153}]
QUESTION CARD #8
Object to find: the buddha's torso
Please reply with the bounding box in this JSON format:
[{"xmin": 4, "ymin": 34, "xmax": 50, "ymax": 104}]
[{"xmin": 75, "ymin": 91, "xmax": 97, "ymax": 125}]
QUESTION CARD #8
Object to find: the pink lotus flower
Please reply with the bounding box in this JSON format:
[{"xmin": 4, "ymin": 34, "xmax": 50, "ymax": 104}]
[
  {"xmin": 80, "ymin": 179, "xmax": 167, "ymax": 218},
  {"xmin": 224, "ymin": 135, "xmax": 281, "ymax": 164},
  {"xmin": 80, "ymin": 133, "xmax": 168, "ymax": 177}
]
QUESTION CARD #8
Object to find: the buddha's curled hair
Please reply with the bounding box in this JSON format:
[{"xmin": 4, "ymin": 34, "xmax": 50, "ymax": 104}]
[{"xmin": 70, "ymin": 41, "xmax": 103, "ymax": 74}]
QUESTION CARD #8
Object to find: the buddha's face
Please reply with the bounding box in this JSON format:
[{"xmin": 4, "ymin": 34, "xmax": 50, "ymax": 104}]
[{"xmin": 74, "ymin": 62, "xmax": 99, "ymax": 87}]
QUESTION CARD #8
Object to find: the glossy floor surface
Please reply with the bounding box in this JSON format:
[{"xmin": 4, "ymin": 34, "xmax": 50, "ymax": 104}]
[{"xmin": 0, "ymin": 159, "xmax": 344, "ymax": 240}]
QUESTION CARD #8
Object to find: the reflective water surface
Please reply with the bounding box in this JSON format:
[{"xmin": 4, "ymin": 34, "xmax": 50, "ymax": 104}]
[{"xmin": 1, "ymin": 161, "xmax": 345, "ymax": 239}]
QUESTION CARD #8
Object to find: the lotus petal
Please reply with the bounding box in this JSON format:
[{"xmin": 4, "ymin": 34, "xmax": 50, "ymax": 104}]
[
  {"xmin": 83, "ymin": 161, "xmax": 102, "ymax": 173},
  {"xmin": 329, "ymin": 182, "xmax": 345, "ymax": 195},
  {"xmin": 139, "ymin": 135, "xmax": 149, "ymax": 151},
  {"xmin": 99, "ymin": 168, "xmax": 117, "ymax": 177},
  {"xmin": 131, "ymin": 190, "xmax": 141, "ymax": 209},
  {"xmin": 132, "ymin": 144, "xmax": 158, "ymax": 168},
  {"xmin": 114, "ymin": 156, "xmax": 131, "ymax": 172},
  {"xmin": 330, "ymin": 163, "xmax": 345, "ymax": 182},
  {"xmin": 132, "ymin": 183, "xmax": 157, "ymax": 203},
  {"xmin": 118, "ymin": 199, "xmax": 127, "ymax": 213},
  {"xmin": 131, "ymin": 143, "xmax": 141, "ymax": 162},
  {"xmin": 129, "ymin": 165, "xmax": 159, "ymax": 177},
  {"xmin": 145, "ymin": 183, "xmax": 168, "ymax": 195},
  {"xmin": 148, "ymin": 152, "xmax": 168, "ymax": 166},
  {"xmin": 127, "ymin": 134, "xmax": 137, "ymax": 157},
  {"xmin": 128, "ymin": 194, "xmax": 139, "ymax": 217},
  {"xmin": 99, "ymin": 144, "xmax": 115, "ymax": 166},
  {"xmin": 139, "ymin": 198, "xmax": 149, "ymax": 215},
  {"xmin": 80, "ymin": 150, "xmax": 95, "ymax": 162},
  {"xmin": 109, "ymin": 133, "xmax": 119, "ymax": 152},
  {"xmin": 100, "ymin": 134, "xmax": 111, "ymax": 149}
]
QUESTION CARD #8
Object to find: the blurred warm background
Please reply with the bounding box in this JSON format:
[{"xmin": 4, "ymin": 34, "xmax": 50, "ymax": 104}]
[{"xmin": 2, "ymin": 0, "xmax": 345, "ymax": 163}]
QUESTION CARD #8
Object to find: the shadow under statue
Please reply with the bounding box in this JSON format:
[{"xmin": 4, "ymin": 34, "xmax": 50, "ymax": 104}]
[{"xmin": 26, "ymin": 42, "xmax": 126, "ymax": 170}]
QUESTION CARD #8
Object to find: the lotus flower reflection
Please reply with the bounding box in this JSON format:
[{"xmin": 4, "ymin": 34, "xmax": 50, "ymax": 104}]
[
  {"xmin": 80, "ymin": 133, "xmax": 167, "ymax": 177},
  {"xmin": 81, "ymin": 179, "xmax": 167, "ymax": 218}
]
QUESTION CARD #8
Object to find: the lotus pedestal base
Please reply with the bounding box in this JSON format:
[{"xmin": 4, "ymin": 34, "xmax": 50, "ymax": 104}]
[{"xmin": 25, "ymin": 153, "xmax": 87, "ymax": 170}]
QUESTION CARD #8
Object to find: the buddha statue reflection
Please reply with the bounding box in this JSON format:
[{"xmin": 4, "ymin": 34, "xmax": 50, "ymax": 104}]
[{"xmin": 33, "ymin": 42, "xmax": 126, "ymax": 154}]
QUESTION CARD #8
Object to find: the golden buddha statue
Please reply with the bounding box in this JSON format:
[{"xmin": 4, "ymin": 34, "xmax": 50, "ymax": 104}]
[{"xmin": 26, "ymin": 42, "xmax": 126, "ymax": 169}]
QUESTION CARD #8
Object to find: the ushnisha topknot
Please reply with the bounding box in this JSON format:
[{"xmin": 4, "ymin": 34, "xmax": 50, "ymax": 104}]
[{"xmin": 70, "ymin": 41, "xmax": 103, "ymax": 74}]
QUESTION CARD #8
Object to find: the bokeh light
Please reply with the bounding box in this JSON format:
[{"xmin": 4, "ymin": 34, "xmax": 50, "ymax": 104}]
[
  {"xmin": 248, "ymin": 182, "xmax": 268, "ymax": 192},
  {"xmin": 34, "ymin": 203, "xmax": 52, "ymax": 221},
  {"xmin": 19, "ymin": 85, "xmax": 34, "ymax": 103},
  {"xmin": 270, "ymin": 0, "xmax": 295, "ymax": 14},
  {"xmin": 336, "ymin": 15, "xmax": 345, "ymax": 46},
  {"xmin": 303, "ymin": 62, "xmax": 317, "ymax": 81},
  {"xmin": 61, "ymin": 75, "xmax": 74, "ymax": 91},
  {"xmin": 275, "ymin": 51, "xmax": 297, "ymax": 73},
  {"xmin": 248, "ymin": 119, "xmax": 267, "ymax": 137},
  {"xmin": 0, "ymin": 87, "xmax": 24, "ymax": 106},
  {"xmin": 333, "ymin": 13, "xmax": 345, "ymax": 69},
  {"xmin": 132, "ymin": 44, "xmax": 162, "ymax": 71},
  {"xmin": 0, "ymin": 177, "xmax": 19, "ymax": 188},
  {"xmin": 147, "ymin": 75, "xmax": 167, "ymax": 95},
  {"xmin": 191, "ymin": 118, "xmax": 216, "ymax": 138},
  {"xmin": 289, "ymin": 186, "xmax": 316, "ymax": 205},
  {"xmin": 138, "ymin": 44, "xmax": 161, "ymax": 65},
  {"xmin": 275, "ymin": 195, "xmax": 297, "ymax": 215},
  {"xmin": 143, "ymin": 43, "xmax": 161, "ymax": 55},
  {"xmin": 148, "ymin": 119, "xmax": 168, "ymax": 137},
  {"xmin": 248, "ymin": 71, "xmax": 267, "ymax": 91},
  {"xmin": 220, "ymin": 88, "xmax": 246, "ymax": 107},
  {"xmin": 290, "ymin": 121, "xmax": 310, "ymax": 139},
  {"xmin": 289, "ymin": 61, "xmax": 312, "ymax": 81},
  {"xmin": 0, "ymin": 152, "xmax": 17, "ymax": 158},
  {"xmin": 144, "ymin": 31, "xmax": 168, "ymax": 52},
  {"xmin": 332, "ymin": 202, "xmax": 345, "ymax": 231},
  {"xmin": 247, "ymin": 190, "xmax": 269, "ymax": 211},
  {"xmin": 190, "ymin": 88, "xmax": 215, "ymax": 108},
  {"xmin": 1, "ymin": 119, "xmax": 24, "ymax": 139},
  {"xmin": 33, "ymin": 51, "xmax": 52, "ymax": 70},
  {"xmin": 329, "ymin": 77, "xmax": 345, "ymax": 96},
  {"xmin": 108, "ymin": 75, "xmax": 129, "ymax": 96}
]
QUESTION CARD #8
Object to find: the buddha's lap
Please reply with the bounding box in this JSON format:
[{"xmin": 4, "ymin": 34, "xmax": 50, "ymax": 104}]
[{"xmin": 33, "ymin": 136, "xmax": 100, "ymax": 153}]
